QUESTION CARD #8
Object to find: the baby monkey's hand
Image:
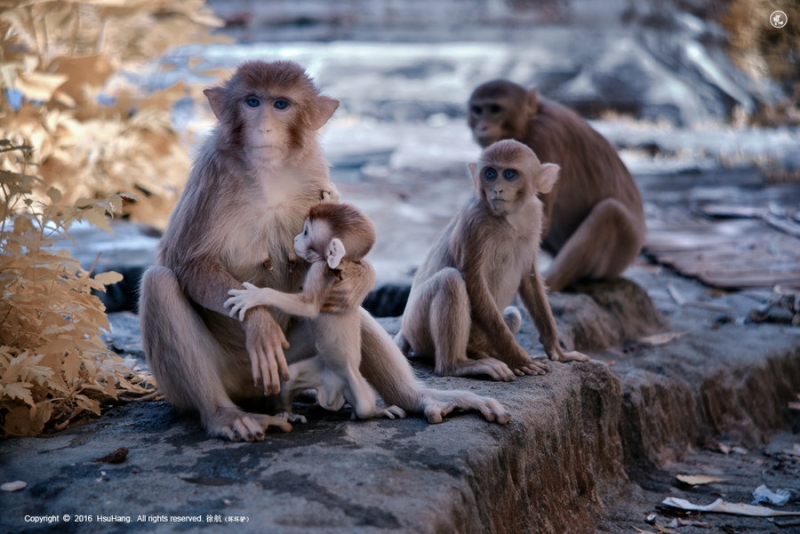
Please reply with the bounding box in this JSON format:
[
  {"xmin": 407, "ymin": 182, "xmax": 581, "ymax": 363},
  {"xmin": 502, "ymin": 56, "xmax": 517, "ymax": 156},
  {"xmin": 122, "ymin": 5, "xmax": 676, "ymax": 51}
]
[{"xmin": 225, "ymin": 282, "xmax": 262, "ymax": 321}]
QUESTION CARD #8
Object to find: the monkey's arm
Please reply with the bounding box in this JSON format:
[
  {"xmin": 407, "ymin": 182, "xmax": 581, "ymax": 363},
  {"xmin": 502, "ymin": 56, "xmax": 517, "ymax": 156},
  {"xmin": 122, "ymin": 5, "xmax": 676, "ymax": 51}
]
[
  {"xmin": 226, "ymin": 262, "xmax": 331, "ymax": 320},
  {"xmin": 177, "ymin": 256, "xmax": 291, "ymax": 393},
  {"xmin": 227, "ymin": 283, "xmax": 323, "ymax": 320},
  {"xmin": 518, "ymin": 270, "xmax": 589, "ymax": 363},
  {"xmin": 462, "ymin": 267, "xmax": 530, "ymax": 366}
]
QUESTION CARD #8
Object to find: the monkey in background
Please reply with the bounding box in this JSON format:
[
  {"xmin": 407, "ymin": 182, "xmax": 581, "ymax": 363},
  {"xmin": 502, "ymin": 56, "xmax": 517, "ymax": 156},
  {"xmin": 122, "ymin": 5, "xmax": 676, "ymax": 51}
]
[
  {"xmin": 468, "ymin": 80, "xmax": 646, "ymax": 291},
  {"xmin": 396, "ymin": 140, "xmax": 588, "ymax": 381},
  {"xmin": 139, "ymin": 60, "xmax": 511, "ymax": 442},
  {"xmin": 225, "ymin": 202, "xmax": 405, "ymax": 422}
]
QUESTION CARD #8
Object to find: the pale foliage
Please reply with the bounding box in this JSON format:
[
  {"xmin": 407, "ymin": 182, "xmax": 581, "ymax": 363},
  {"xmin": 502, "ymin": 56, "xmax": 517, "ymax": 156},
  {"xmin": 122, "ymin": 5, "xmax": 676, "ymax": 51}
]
[
  {"xmin": 0, "ymin": 0, "xmax": 224, "ymax": 435},
  {"xmin": 0, "ymin": 0, "xmax": 225, "ymax": 227},
  {"xmin": 1, "ymin": 141, "xmax": 152, "ymax": 436}
]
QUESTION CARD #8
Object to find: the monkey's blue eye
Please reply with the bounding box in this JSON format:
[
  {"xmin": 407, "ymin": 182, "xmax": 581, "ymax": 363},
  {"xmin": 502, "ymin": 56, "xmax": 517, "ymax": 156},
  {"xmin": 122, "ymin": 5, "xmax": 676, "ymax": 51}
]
[
  {"xmin": 245, "ymin": 97, "xmax": 260, "ymax": 108},
  {"xmin": 274, "ymin": 99, "xmax": 288, "ymax": 110},
  {"xmin": 484, "ymin": 168, "xmax": 498, "ymax": 181},
  {"xmin": 503, "ymin": 169, "xmax": 517, "ymax": 180}
]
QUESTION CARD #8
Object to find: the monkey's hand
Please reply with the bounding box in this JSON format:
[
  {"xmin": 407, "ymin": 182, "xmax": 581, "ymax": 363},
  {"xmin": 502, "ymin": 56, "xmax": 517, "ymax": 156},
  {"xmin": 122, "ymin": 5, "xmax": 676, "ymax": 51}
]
[
  {"xmin": 510, "ymin": 357, "xmax": 550, "ymax": 376},
  {"xmin": 321, "ymin": 182, "xmax": 340, "ymax": 202},
  {"xmin": 374, "ymin": 405, "xmax": 406, "ymax": 420},
  {"xmin": 242, "ymin": 306, "xmax": 291, "ymax": 394},
  {"xmin": 276, "ymin": 411, "xmax": 308, "ymax": 424},
  {"xmin": 550, "ymin": 349, "xmax": 590, "ymax": 363},
  {"xmin": 500, "ymin": 345, "xmax": 550, "ymax": 376},
  {"xmin": 225, "ymin": 282, "xmax": 264, "ymax": 321},
  {"xmin": 539, "ymin": 339, "xmax": 589, "ymax": 362}
]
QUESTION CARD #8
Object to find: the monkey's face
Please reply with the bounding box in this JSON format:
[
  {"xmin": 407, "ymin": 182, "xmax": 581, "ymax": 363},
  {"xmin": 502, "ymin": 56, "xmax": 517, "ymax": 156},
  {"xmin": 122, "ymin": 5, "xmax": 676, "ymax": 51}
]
[
  {"xmin": 468, "ymin": 101, "xmax": 510, "ymax": 148},
  {"xmin": 294, "ymin": 218, "xmax": 331, "ymax": 263},
  {"xmin": 472, "ymin": 139, "xmax": 560, "ymax": 216},
  {"xmin": 478, "ymin": 165, "xmax": 529, "ymax": 216},
  {"xmin": 468, "ymin": 81, "xmax": 532, "ymax": 148},
  {"xmin": 239, "ymin": 91, "xmax": 298, "ymax": 151}
]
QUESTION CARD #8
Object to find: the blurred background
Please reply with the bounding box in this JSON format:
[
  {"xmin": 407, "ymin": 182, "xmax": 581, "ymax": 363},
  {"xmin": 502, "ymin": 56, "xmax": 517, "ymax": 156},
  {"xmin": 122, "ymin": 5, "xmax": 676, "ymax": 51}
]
[
  {"xmin": 0, "ymin": 0, "xmax": 798, "ymax": 435},
  {"xmin": 2, "ymin": 0, "xmax": 799, "ymax": 292}
]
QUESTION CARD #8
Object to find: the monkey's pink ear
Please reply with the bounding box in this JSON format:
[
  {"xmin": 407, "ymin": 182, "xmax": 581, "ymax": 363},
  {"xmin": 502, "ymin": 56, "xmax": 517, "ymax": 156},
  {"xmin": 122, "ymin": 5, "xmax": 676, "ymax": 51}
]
[
  {"xmin": 312, "ymin": 96, "xmax": 340, "ymax": 130},
  {"xmin": 527, "ymin": 88, "xmax": 539, "ymax": 115},
  {"xmin": 203, "ymin": 87, "xmax": 225, "ymax": 121},
  {"xmin": 326, "ymin": 237, "xmax": 346, "ymax": 269},
  {"xmin": 538, "ymin": 163, "xmax": 560, "ymax": 194}
]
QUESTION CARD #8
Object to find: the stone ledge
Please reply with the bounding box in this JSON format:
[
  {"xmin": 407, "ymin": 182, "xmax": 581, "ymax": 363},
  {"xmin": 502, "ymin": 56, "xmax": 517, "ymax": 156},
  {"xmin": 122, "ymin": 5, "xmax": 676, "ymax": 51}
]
[{"xmin": 1, "ymin": 276, "xmax": 799, "ymax": 533}]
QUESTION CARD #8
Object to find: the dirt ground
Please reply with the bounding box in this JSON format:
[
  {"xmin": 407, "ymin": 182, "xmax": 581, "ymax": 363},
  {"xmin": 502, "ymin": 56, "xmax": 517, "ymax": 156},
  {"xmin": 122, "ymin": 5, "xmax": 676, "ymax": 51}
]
[{"xmin": 600, "ymin": 431, "xmax": 800, "ymax": 533}]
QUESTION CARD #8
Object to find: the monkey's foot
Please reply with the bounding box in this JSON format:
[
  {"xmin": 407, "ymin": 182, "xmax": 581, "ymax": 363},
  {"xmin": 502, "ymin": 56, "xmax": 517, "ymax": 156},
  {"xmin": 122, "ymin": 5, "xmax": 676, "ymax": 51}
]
[
  {"xmin": 552, "ymin": 350, "xmax": 590, "ymax": 363},
  {"xmin": 511, "ymin": 357, "xmax": 550, "ymax": 376},
  {"xmin": 419, "ymin": 390, "xmax": 512, "ymax": 425},
  {"xmin": 374, "ymin": 405, "xmax": 406, "ymax": 419},
  {"xmin": 206, "ymin": 407, "xmax": 292, "ymax": 442},
  {"xmin": 277, "ymin": 411, "xmax": 307, "ymax": 424},
  {"xmin": 451, "ymin": 357, "xmax": 517, "ymax": 381}
]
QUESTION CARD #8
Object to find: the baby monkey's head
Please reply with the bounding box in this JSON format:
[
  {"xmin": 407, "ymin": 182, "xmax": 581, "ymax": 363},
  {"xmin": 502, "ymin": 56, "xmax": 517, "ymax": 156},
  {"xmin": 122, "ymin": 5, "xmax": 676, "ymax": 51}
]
[{"xmin": 294, "ymin": 202, "xmax": 377, "ymax": 269}]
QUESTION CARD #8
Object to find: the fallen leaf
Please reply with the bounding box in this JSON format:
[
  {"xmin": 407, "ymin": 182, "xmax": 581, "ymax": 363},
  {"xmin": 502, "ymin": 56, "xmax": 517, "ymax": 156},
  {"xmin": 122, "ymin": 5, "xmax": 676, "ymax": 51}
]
[
  {"xmin": 639, "ymin": 332, "xmax": 687, "ymax": 346},
  {"xmin": 93, "ymin": 447, "xmax": 128, "ymax": 464},
  {"xmin": 676, "ymin": 474, "xmax": 725, "ymax": 486}
]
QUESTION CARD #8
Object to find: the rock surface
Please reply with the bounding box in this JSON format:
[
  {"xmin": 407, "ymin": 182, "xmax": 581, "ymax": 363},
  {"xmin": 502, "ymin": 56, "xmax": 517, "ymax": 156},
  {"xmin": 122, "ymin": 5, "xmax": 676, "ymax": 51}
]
[
  {"xmin": 4, "ymin": 2, "xmax": 799, "ymax": 531},
  {"xmin": 2, "ymin": 269, "xmax": 798, "ymax": 533}
]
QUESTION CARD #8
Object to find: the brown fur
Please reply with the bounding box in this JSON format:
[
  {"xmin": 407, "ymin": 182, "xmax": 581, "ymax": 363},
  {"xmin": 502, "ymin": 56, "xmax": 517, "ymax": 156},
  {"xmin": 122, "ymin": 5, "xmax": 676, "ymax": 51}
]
[
  {"xmin": 396, "ymin": 140, "xmax": 588, "ymax": 381},
  {"xmin": 308, "ymin": 202, "xmax": 376, "ymax": 261},
  {"xmin": 139, "ymin": 61, "xmax": 512, "ymax": 441},
  {"xmin": 468, "ymin": 80, "xmax": 646, "ymax": 291},
  {"xmin": 224, "ymin": 203, "xmax": 405, "ymax": 421}
]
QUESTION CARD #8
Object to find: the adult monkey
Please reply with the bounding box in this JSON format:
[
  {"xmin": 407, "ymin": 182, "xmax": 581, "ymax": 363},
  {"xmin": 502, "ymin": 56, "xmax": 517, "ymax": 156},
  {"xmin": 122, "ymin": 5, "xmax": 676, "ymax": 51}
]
[
  {"xmin": 139, "ymin": 61, "xmax": 510, "ymax": 441},
  {"xmin": 468, "ymin": 80, "xmax": 646, "ymax": 291}
]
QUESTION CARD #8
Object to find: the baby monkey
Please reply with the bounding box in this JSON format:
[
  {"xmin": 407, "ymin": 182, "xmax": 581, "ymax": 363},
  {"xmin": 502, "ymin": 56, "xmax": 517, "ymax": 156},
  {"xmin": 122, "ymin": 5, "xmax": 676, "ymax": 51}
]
[
  {"xmin": 396, "ymin": 140, "xmax": 589, "ymax": 381},
  {"xmin": 226, "ymin": 202, "xmax": 406, "ymax": 421}
]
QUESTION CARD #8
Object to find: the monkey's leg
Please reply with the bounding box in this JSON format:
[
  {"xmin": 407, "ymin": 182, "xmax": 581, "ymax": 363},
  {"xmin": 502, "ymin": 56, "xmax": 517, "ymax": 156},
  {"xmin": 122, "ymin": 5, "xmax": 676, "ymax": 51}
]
[
  {"xmin": 410, "ymin": 269, "xmax": 519, "ymax": 381},
  {"xmin": 544, "ymin": 198, "xmax": 644, "ymax": 291},
  {"xmin": 278, "ymin": 356, "xmax": 330, "ymax": 424},
  {"xmin": 342, "ymin": 366, "xmax": 380, "ymax": 419},
  {"xmin": 358, "ymin": 308, "xmax": 511, "ymax": 424},
  {"xmin": 468, "ymin": 321, "xmax": 549, "ymax": 376},
  {"xmin": 140, "ymin": 266, "xmax": 292, "ymax": 441},
  {"xmin": 331, "ymin": 358, "xmax": 406, "ymax": 421}
]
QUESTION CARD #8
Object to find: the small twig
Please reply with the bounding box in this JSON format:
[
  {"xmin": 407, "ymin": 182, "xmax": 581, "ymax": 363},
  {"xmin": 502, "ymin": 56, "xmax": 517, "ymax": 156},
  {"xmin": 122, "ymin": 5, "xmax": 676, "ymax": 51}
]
[{"xmin": 121, "ymin": 391, "xmax": 161, "ymax": 403}]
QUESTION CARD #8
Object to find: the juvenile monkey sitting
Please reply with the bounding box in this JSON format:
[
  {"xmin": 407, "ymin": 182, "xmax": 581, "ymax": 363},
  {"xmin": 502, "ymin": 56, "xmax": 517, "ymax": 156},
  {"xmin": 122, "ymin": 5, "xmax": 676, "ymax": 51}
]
[
  {"xmin": 225, "ymin": 202, "xmax": 406, "ymax": 421},
  {"xmin": 396, "ymin": 140, "xmax": 589, "ymax": 381}
]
